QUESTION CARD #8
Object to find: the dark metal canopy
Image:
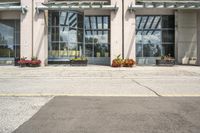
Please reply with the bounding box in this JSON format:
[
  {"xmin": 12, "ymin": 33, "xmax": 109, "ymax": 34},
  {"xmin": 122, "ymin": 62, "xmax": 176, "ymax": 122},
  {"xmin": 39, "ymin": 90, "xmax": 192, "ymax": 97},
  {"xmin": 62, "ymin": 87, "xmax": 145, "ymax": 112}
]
[
  {"xmin": 129, "ymin": 1, "xmax": 200, "ymax": 12},
  {"xmin": 0, "ymin": 2, "xmax": 27, "ymax": 14},
  {"xmin": 36, "ymin": 1, "xmax": 118, "ymax": 13}
]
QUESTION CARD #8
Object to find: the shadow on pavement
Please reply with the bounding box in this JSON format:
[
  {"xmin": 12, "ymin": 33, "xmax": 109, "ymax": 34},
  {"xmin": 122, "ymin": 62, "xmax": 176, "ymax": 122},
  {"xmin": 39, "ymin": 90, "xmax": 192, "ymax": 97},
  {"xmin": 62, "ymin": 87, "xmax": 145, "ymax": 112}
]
[{"xmin": 13, "ymin": 97, "xmax": 200, "ymax": 133}]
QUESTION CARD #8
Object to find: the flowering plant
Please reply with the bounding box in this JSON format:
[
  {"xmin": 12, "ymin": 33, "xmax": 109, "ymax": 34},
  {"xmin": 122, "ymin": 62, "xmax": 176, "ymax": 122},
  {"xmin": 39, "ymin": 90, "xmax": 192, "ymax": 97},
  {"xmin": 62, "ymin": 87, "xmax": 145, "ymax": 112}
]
[
  {"xmin": 18, "ymin": 57, "xmax": 29, "ymax": 65},
  {"xmin": 18, "ymin": 60, "xmax": 30, "ymax": 64},
  {"xmin": 30, "ymin": 60, "xmax": 41, "ymax": 65},
  {"xmin": 17, "ymin": 56, "xmax": 41, "ymax": 67},
  {"xmin": 123, "ymin": 59, "xmax": 135, "ymax": 67},
  {"xmin": 112, "ymin": 55, "xmax": 123, "ymax": 67}
]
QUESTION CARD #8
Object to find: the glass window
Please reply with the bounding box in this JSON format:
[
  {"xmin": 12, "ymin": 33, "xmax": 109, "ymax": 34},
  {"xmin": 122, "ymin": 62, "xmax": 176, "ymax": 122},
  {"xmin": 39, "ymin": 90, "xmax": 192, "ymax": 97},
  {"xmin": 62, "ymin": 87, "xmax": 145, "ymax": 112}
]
[
  {"xmin": 51, "ymin": 27, "xmax": 59, "ymax": 42},
  {"xmin": 153, "ymin": 17, "xmax": 160, "ymax": 29},
  {"xmin": 103, "ymin": 16, "xmax": 109, "ymax": 29},
  {"xmin": 97, "ymin": 17, "xmax": 102, "ymax": 29},
  {"xmin": 51, "ymin": 12, "xmax": 59, "ymax": 27},
  {"xmin": 162, "ymin": 15, "xmax": 174, "ymax": 29},
  {"xmin": 162, "ymin": 30, "xmax": 174, "ymax": 43},
  {"xmin": 84, "ymin": 17, "xmax": 90, "ymax": 30},
  {"xmin": 84, "ymin": 16, "xmax": 110, "ymax": 57},
  {"xmin": 85, "ymin": 43, "xmax": 93, "ymax": 57},
  {"xmin": 136, "ymin": 15, "xmax": 174, "ymax": 58},
  {"xmin": 60, "ymin": 11, "xmax": 68, "ymax": 27},
  {"xmin": 0, "ymin": 20, "xmax": 20, "ymax": 58},
  {"xmin": 162, "ymin": 44, "xmax": 174, "ymax": 57},
  {"xmin": 48, "ymin": 11, "xmax": 83, "ymax": 58}
]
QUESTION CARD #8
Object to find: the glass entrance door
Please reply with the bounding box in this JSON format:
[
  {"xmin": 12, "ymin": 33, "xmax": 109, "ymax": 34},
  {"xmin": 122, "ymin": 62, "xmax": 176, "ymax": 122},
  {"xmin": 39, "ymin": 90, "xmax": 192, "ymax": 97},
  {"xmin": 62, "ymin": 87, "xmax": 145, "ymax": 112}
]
[{"xmin": 0, "ymin": 20, "xmax": 20, "ymax": 65}]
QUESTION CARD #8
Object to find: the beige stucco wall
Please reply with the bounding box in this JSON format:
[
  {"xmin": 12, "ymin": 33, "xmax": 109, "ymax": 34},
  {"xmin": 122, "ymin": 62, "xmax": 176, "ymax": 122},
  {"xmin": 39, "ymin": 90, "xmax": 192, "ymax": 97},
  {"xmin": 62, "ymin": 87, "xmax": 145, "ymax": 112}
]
[
  {"xmin": 110, "ymin": 0, "xmax": 123, "ymax": 64},
  {"xmin": 197, "ymin": 11, "xmax": 200, "ymax": 66},
  {"xmin": 84, "ymin": 10, "xmax": 110, "ymax": 16},
  {"xmin": 176, "ymin": 10, "xmax": 197, "ymax": 64},
  {"xmin": 20, "ymin": 0, "xmax": 47, "ymax": 66},
  {"xmin": 124, "ymin": 0, "xmax": 135, "ymax": 60},
  {"xmin": 33, "ymin": 0, "xmax": 48, "ymax": 66},
  {"xmin": 135, "ymin": 9, "xmax": 174, "ymax": 15},
  {"xmin": 20, "ymin": 0, "xmax": 33, "ymax": 60}
]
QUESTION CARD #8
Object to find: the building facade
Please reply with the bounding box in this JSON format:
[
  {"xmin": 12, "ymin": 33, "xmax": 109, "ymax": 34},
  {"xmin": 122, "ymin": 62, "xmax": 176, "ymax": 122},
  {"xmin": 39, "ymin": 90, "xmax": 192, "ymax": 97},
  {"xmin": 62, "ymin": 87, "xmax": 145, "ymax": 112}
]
[{"xmin": 0, "ymin": 0, "xmax": 200, "ymax": 66}]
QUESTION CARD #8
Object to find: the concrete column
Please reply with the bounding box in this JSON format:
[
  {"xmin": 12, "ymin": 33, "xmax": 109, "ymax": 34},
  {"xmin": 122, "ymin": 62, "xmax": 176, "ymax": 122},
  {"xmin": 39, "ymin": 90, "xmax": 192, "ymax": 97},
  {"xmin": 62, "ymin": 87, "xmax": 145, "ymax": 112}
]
[
  {"xmin": 123, "ymin": 0, "xmax": 135, "ymax": 60},
  {"xmin": 20, "ymin": 0, "xmax": 33, "ymax": 60},
  {"xmin": 177, "ymin": 10, "xmax": 197, "ymax": 64},
  {"xmin": 175, "ymin": 10, "xmax": 178, "ymax": 64},
  {"xmin": 33, "ymin": 0, "xmax": 48, "ymax": 66},
  {"xmin": 110, "ymin": 0, "xmax": 123, "ymax": 64},
  {"xmin": 197, "ymin": 11, "xmax": 200, "ymax": 66}
]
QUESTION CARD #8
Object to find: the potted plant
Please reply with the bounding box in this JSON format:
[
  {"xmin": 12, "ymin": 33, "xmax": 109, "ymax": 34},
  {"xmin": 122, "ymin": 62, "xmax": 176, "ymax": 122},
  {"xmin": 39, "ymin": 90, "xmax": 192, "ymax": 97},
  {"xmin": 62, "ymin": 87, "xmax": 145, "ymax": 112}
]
[
  {"xmin": 70, "ymin": 56, "xmax": 88, "ymax": 66},
  {"xmin": 156, "ymin": 54, "xmax": 175, "ymax": 66},
  {"xmin": 112, "ymin": 55, "xmax": 123, "ymax": 67},
  {"xmin": 17, "ymin": 57, "xmax": 29, "ymax": 67},
  {"xmin": 29, "ymin": 56, "xmax": 41, "ymax": 67},
  {"xmin": 123, "ymin": 59, "xmax": 135, "ymax": 67}
]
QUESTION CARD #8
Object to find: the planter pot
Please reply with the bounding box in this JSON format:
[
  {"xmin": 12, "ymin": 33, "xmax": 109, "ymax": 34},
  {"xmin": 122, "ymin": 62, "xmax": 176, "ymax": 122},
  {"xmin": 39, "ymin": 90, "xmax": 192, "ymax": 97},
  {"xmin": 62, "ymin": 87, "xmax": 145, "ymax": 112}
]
[
  {"xmin": 19, "ymin": 64, "xmax": 27, "ymax": 67},
  {"xmin": 112, "ymin": 63, "xmax": 122, "ymax": 67},
  {"xmin": 123, "ymin": 64, "xmax": 133, "ymax": 67},
  {"xmin": 156, "ymin": 59, "xmax": 175, "ymax": 66},
  {"xmin": 70, "ymin": 60, "xmax": 88, "ymax": 66},
  {"xmin": 29, "ymin": 64, "xmax": 40, "ymax": 67}
]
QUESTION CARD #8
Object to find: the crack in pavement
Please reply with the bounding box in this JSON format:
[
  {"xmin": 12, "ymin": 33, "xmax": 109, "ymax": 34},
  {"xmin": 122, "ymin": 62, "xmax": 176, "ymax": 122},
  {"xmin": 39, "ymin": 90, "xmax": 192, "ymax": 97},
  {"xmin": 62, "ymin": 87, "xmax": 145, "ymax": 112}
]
[{"xmin": 131, "ymin": 79, "xmax": 162, "ymax": 97}]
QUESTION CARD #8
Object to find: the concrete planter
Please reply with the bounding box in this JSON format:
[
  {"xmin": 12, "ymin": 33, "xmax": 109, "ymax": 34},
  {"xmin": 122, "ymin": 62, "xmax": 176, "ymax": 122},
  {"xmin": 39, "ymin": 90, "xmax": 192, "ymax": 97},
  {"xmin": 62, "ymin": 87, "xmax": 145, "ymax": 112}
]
[
  {"xmin": 156, "ymin": 59, "xmax": 175, "ymax": 66},
  {"xmin": 70, "ymin": 60, "xmax": 88, "ymax": 66}
]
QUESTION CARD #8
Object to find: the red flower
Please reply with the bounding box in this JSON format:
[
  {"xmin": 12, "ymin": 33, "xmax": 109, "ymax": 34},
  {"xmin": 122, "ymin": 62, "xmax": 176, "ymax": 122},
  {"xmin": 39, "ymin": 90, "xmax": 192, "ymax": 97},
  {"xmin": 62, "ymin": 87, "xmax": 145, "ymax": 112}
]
[
  {"xmin": 18, "ymin": 60, "xmax": 31, "ymax": 64},
  {"xmin": 30, "ymin": 60, "xmax": 41, "ymax": 65}
]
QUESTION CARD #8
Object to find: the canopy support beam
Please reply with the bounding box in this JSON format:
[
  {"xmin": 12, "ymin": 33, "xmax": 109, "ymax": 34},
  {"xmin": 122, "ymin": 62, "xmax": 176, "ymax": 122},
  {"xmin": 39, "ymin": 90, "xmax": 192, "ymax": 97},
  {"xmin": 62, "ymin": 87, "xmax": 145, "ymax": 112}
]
[{"xmin": 36, "ymin": 2, "xmax": 119, "ymax": 14}]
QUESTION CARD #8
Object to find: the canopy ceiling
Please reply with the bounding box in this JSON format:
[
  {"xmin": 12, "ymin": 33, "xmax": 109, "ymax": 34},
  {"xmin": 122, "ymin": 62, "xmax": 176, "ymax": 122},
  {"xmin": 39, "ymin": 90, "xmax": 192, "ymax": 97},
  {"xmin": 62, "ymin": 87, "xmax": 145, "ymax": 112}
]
[
  {"xmin": 36, "ymin": 1, "xmax": 118, "ymax": 13},
  {"xmin": 130, "ymin": 1, "xmax": 200, "ymax": 11}
]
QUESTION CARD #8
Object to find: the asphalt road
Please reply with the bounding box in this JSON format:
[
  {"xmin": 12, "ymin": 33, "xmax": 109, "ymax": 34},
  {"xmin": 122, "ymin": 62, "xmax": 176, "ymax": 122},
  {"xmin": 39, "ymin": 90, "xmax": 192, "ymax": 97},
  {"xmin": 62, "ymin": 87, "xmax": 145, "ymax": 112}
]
[{"xmin": 13, "ymin": 97, "xmax": 200, "ymax": 133}]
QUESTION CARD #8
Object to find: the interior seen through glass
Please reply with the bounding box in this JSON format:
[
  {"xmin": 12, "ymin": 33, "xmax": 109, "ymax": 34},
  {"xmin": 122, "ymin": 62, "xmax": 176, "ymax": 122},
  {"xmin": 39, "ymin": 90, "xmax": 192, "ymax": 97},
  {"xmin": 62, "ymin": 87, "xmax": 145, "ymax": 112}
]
[
  {"xmin": 136, "ymin": 15, "xmax": 175, "ymax": 58},
  {"xmin": 0, "ymin": 20, "xmax": 20, "ymax": 59},
  {"xmin": 48, "ymin": 11, "xmax": 110, "ymax": 59}
]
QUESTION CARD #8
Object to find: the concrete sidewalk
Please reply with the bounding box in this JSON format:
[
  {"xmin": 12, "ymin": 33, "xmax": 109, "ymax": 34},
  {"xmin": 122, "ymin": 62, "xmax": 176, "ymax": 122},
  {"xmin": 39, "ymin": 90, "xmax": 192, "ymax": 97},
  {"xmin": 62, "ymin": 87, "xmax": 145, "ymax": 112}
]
[
  {"xmin": 0, "ymin": 65, "xmax": 200, "ymax": 97},
  {"xmin": 0, "ymin": 65, "xmax": 200, "ymax": 133}
]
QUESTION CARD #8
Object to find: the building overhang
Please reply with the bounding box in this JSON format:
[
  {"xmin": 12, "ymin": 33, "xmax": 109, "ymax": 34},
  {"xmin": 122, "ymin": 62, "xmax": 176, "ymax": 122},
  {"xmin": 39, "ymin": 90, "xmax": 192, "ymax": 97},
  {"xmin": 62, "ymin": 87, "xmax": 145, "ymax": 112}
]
[
  {"xmin": 0, "ymin": 2, "xmax": 27, "ymax": 14},
  {"xmin": 36, "ymin": 1, "xmax": 119, "ymax": 14},
  {"xmin": 129, "ymin": 1, "xmax": 200, "ymax": 12}
]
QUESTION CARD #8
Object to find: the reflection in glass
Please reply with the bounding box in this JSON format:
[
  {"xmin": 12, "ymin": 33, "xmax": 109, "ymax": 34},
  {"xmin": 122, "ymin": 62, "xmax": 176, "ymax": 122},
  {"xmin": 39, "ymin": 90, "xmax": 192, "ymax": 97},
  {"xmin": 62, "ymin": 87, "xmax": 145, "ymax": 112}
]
[
  {"xmin": 84, "ymin": 16, "xmax": 110, "ymax": 58},
  {"xmin": 0, "ymin": 20, "xmax": 20, "ymax": 58},
  {"xmin": 48, "ymin": 11, "xmax": 83, "ymax": 58},
  {"xmin": 162, "ymin": 44, "xmax": 174, "ymax": 57},
  {"xmin": 162, "ymin": 30, "xmax": 174, "ymax": 43},
  {"xmin": 162, "ymin": 16, "xmax": 174, "ymax": 28},
  {"xmin": 136, "ymin": 15, "xmax": 174, "ymax": 58}
]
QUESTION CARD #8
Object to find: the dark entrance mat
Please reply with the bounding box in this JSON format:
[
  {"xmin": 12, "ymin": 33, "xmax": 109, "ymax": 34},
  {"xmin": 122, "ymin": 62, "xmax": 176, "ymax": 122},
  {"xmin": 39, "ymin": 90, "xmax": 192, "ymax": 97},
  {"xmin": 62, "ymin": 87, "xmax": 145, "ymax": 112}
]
[{"xmin": 13, "ymin": 97, "xmax": 200, "ymax": 133}]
